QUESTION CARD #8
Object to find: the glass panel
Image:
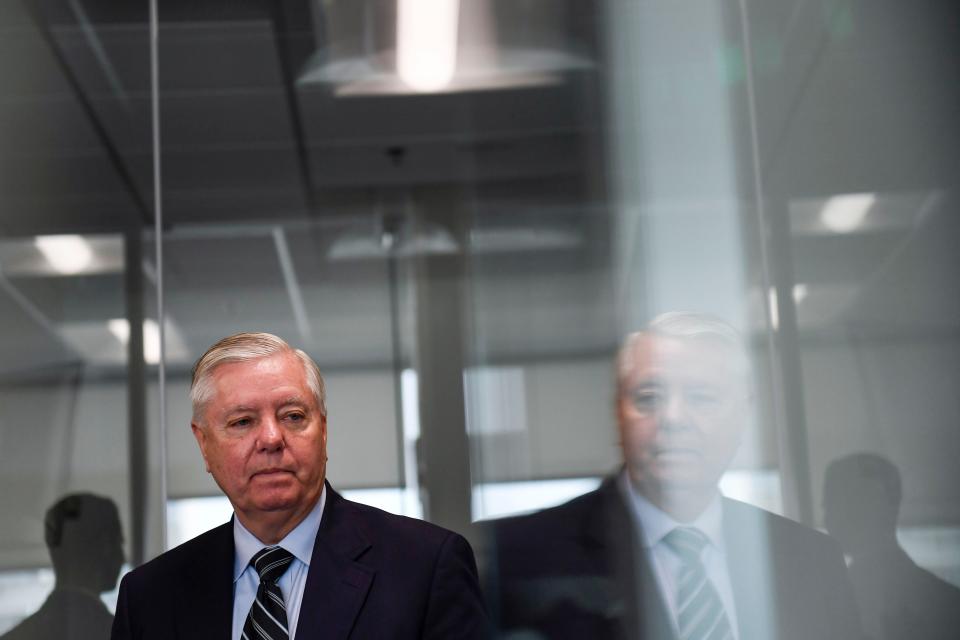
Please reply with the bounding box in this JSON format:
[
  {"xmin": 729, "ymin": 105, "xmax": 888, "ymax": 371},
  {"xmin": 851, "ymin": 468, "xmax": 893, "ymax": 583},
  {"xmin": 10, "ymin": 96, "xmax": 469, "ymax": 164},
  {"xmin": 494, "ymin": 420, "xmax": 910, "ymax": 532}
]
[
  {"xmin": 5, "ymin": 1, "xmax": 953, "ymax": 639},
  {"xmin": 0, "ymin": 0, "xmax": 154, "ymax": 635},
  {"xmin": 468, "ymin": 1, "xmax": 960, "ymax": 639},
  {"xmin": 156, "ymin": 4, "xmax": 414, "ymax": 542}
]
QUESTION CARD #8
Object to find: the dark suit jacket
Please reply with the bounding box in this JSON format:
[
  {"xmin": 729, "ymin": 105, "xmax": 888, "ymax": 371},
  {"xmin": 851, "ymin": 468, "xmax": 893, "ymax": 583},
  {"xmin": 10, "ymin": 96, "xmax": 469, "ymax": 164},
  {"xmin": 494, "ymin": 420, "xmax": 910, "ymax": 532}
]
[
  {"xmin": 484, "ymin": 478, "xmax": 861, "ymax": 639},
  {"xmin": 847, "ymin": 545, "xmax": 960, "ymax": 640},
  {"xmin": 1, "ymin": 588, "xmax": 114, "ymax": 640},
  {"xmin": 111, "ymin": 484, "xmax": 487, "ymax": 639}
]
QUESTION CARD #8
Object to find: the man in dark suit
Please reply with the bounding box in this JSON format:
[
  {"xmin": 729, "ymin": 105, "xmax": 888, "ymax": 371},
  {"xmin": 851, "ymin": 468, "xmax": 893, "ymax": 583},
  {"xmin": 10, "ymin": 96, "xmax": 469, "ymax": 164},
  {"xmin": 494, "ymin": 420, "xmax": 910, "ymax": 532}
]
[
  {"xmin": 112, "ymin": 332, "xmax": 486, "ymax": 640},
  {"xmin": 485, "ymin": 312, "xmax": 861, "ymax": 639}
]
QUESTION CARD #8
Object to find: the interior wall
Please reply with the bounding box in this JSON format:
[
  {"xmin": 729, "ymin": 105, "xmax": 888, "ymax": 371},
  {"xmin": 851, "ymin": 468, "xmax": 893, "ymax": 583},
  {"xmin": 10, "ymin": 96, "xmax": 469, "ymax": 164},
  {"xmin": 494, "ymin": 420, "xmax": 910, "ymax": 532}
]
[
  {"xmin": 0, "ymin": 380, "xmax": 130, "ymax": 570},
  {"xmin": 803, "ymin": 339, "xmax": 960, "ymax": 527}
]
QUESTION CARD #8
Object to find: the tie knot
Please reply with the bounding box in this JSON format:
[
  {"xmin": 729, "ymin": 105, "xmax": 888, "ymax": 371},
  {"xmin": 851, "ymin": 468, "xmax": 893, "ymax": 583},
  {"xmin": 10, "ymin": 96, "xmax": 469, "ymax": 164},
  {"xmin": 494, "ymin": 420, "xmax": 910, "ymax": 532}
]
[
  {"xmin": 250, "ymin": 546, "xmax": 295, "ymax": 584},
  {"xmin": 664, "ymin": 527, "xmax": 708, "ymax": 564}
]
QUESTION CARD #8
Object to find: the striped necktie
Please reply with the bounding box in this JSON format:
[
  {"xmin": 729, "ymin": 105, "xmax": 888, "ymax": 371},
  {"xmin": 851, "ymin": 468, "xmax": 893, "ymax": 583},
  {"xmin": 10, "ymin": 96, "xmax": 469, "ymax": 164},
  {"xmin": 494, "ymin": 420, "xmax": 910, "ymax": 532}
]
[
  {"xmin": 663, "ymin": 527, "xmax": 734, "ymax": 640},
  {"xmin": 243, "ymin": 546, "xmax": 295, "ymax": 640}
]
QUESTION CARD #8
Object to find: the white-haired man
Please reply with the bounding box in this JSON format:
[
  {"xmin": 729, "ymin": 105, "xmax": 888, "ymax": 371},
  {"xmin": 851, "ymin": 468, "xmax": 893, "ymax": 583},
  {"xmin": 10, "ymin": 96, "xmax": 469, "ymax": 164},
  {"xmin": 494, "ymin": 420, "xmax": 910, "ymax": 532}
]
[
  {"xmin": 112, "ymin": 332, "xmax": 486, "ymax": 640},
  {"xmin": 487, "ymin": 313, "xmax": 861, "ymax": 640}
]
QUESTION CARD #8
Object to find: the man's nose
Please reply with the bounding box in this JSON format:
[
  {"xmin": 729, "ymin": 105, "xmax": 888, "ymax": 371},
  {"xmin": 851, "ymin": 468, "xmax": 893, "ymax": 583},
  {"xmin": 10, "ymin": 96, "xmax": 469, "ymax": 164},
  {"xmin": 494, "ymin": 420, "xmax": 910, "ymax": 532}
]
[
  {"xmin": 661, "ymin": 391, "xmax": 689, "ymax": 429},
  {"xmin": 257, "ymin": 417, "xmax": 284, "ymax": 451}
]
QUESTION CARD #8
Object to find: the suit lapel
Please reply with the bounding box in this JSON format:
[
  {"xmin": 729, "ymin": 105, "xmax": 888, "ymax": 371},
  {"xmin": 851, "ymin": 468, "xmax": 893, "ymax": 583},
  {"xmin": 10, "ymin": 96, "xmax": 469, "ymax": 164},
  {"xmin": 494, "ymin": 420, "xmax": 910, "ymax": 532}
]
[
  {"xmin": 632, "ymin": 548, "xmax": 677, "ymax": 640},
  {"xmin": 722, "ymin": 499, "xmax": 779, "ymax": 640},
  {"xmin": 587, "ymin": 479, "xmax": 676, "ymax": 640},
  {"xmin": 177, "ymin": 521, "xmax": 235, "ymax": 640},
  {"xmin": 296, "ymin": 485, "xmax": 375, "ymax": 640}
]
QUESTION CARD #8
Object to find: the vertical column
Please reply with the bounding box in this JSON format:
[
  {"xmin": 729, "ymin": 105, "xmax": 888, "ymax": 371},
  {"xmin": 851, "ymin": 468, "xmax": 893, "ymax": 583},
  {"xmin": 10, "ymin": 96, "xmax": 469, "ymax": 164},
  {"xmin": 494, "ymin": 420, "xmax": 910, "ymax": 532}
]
[
  {"xmin": 605, "ymin": 0, "xmax": 749, "ymax": 329},
  {"xmin": 765, "ymin": 197, "xmax": 815, "ymax": 525},
  {"xmin": 412, "ymin": 189, "xmax": 474, "ymax": 536},
  {"xmin": 124, "ymin": 228, "xmax": 148, "ymax": 566}
]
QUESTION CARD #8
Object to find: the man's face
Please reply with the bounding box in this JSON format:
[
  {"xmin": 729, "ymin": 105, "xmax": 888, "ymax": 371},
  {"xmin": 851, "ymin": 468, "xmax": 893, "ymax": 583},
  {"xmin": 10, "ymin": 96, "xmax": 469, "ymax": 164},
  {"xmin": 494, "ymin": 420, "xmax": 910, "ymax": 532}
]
[
  {"xmin": 617, "ymin": 334, "xmax": 749, "ymax": 497},
  {"xmin": 191, "ymin": 352, "xmax": 327, "ymax": 525}
]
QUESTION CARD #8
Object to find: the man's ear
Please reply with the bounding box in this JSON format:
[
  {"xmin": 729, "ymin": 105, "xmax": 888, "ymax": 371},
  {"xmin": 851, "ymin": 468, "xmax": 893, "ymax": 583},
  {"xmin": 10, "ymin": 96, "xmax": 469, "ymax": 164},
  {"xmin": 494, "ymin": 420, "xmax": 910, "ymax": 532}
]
[{"xmin": 191, "ymin": 422, "xmax": 211, "ymax": 472}]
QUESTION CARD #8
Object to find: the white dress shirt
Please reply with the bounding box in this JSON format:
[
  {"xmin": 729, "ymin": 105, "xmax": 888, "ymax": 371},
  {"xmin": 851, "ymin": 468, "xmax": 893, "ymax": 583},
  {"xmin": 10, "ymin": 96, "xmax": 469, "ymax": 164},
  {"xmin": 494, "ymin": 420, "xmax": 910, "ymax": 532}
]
[
  {"xmin": 232, "ymin": 486, "xmax": 326, "ymax": 640},
  {"xmin": 619, "ymin": 472, "xmax": 739, "ymax": 638}
]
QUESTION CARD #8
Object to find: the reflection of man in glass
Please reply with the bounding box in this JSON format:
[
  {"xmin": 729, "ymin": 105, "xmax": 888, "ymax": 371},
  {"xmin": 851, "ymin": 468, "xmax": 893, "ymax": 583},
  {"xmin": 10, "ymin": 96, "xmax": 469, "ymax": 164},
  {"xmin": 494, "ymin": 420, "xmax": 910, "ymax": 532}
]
[
  {"xmin": 616, "ymin": 315, "xmax": 750, "ymax": 523},
  {"xmin": 823, "ymin": 453, "xmax": 960, "ymax": 640},
  {"xmin": 2, "ymin": 493, "xmax": 124, "ymax": 640},
  {"xmin": 487, "ymin": 312, "xmax": 861, "ymax": 639}
]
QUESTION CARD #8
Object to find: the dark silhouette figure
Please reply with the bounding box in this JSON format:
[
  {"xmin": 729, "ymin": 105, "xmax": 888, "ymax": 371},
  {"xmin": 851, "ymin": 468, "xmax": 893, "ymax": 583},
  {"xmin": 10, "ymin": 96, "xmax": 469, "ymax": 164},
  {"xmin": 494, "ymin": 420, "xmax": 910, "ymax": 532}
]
[
  {"xmin": 1, "ymin": 493, "xmax": 124, "ymax": 640},
  {"xmin": 823, "ymin": 453, "xmax": 960, "ymax": 640}
]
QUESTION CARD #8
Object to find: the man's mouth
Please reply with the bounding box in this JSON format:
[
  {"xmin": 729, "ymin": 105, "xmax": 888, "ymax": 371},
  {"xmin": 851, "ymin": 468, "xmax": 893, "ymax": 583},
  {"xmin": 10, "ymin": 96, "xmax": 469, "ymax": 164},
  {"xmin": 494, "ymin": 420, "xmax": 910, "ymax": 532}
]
[
  {"xmin": 252, "ymin": 468, "xmax": 292, "ymax": 478},
  {"xmin": 652, "ymin": 447, "xmax": 702, "ymax": 459}
]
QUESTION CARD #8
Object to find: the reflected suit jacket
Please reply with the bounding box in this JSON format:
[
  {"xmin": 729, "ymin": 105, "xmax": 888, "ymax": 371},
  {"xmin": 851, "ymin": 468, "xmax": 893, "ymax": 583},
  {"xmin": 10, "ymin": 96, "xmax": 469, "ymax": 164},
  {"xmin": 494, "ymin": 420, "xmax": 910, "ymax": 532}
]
[
  {"xmin": 1, "ymin": 588, "xmax": 114, "ymax": 640},
  {"xmin": 111, "ymin": 484, "xmax": 487, "ymax": 640},
  {"xmin": 485, "ymin": 477, "xmax": 862, "ymax": 640}
]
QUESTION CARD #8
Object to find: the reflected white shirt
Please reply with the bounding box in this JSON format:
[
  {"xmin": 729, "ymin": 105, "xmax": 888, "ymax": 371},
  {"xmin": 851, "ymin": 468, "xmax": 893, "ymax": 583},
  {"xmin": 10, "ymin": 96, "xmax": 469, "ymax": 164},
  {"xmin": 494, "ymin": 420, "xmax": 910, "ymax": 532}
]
[
  {"xmin": 231, "ymin": 486, "xmax": 326, "ymax": 640},
  {"xmin": 619, "ymin": 472, "xmax": 739, "ymax": 639}
]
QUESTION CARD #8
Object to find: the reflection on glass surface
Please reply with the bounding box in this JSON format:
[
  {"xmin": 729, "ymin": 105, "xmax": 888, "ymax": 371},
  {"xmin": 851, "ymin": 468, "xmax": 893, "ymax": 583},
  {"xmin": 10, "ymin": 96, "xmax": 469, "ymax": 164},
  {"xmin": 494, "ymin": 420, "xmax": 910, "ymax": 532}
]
[
  {"xmin": 0, "ymin": 0, "xmax": 155, "ymax": 633},
  {"xmin": 1, "ymin": 0, "xmax": 957, "ymax": 637},
  {"xmin": 0, "ymin": 494, "xmax": 125, "ymax": 639},
  {"xmin": 483, "ymin": 314, "xmax": 861, "ymax": 638},
  {"xmin": 472, "ymin": 477, "xmax": 603, "ymax": 521}
]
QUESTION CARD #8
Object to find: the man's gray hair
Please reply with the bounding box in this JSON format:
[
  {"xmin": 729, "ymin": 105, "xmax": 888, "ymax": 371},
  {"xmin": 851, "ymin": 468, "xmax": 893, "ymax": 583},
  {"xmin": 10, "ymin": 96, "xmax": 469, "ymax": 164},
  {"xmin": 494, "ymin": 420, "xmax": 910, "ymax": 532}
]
[
  {"xmin": 190, "ymin": 332, "xmax": 327, "ymax": 423},
  {"xmin": 617, "ymin": 311, "xmax": 753, "ymax": 387}
]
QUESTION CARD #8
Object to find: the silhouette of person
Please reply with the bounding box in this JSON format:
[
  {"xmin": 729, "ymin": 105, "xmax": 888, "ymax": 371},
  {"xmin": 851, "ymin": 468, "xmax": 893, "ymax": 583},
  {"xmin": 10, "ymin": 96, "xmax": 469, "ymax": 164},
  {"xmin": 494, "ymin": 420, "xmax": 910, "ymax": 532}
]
[
  {"xmin": 1, "ymin": 493, "xmax": 124, "ymax": 640},
  {"xmin": 823, "ymin": 453, "xmax": 960, "ymax": 640}
]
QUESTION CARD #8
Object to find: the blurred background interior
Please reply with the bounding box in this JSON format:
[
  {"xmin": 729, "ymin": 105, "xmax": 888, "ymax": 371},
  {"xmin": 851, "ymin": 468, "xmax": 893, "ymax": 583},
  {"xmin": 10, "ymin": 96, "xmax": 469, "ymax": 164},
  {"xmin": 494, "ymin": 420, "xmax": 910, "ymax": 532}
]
[{"xmin": 0, "ymin": 0, "xmax": 958, "ymax": 632}]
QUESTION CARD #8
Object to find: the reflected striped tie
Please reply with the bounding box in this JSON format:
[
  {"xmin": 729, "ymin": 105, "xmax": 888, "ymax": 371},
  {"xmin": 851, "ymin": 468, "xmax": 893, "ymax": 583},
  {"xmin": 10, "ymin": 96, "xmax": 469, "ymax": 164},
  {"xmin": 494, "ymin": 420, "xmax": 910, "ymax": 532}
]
[
  {"xmin": 663, "ymin": 527, "xmax": 734, "ymax": 640},
  {"xmin": 243, "ymin": 546, "xmax": 295, "ymax": 640}
]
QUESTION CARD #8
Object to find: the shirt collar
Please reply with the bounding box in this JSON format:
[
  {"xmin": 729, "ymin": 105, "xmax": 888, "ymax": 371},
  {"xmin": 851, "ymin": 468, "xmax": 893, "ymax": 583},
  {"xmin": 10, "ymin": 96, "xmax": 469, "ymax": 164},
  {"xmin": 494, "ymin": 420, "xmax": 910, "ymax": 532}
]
[
  {"xmin": 232, "ymin": 484, "xmax": 327, "ymax": 583},
  {"xmin": 619, "ymin": 470, "xmax": 725, "ymax": 552}
]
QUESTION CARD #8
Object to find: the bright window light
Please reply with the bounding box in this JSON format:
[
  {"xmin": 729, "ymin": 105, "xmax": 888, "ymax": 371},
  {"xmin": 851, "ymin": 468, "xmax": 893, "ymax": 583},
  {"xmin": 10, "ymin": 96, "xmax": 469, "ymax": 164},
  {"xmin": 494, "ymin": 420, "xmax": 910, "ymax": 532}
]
[
  {"xmin": 166, "ymin": 496, "xmax": 234, "ymax": 549},
  {"xmin": 107, "ymin": 318, "xmax": 130, "ymax": 344},
  {"xmin": 820, "ymin": 193, "xmax": 876, "ymax": 233},
  {"xmin": 401, "ymin": 368, "xmax": 421, "ymax": 440},
  {"xmin": 792, "ymin": 283, "xmax": 809, "ymax": 303},
  {"xmin": 143, "ymin": 319, "xmax": 161, "ymax": 365},
  {"xmin": 472, "ymin": 477, "xmax": 602, "ymax": 521},
  {"xmin": 34, "ymin": 234, "xmax": 93, "ymax": 274},
  {"xmin": 108, "ymin": 318, "xmax": 162, "ymax": 365},
  {"xmin": 767, "ymin": 287, "xmax": 779, "ymax": 331},
  {"xmin": 719, "ymin": 469, "xmax": 783, "ymax": 515},
  {"xmin": 397, "ymin": 0, "xmax": 460, "ymax": 92}
]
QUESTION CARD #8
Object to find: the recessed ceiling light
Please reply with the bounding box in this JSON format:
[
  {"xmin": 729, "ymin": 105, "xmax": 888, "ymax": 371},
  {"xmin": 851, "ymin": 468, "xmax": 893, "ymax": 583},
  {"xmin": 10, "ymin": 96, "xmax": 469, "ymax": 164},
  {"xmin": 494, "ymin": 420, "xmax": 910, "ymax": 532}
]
[
  {"xmin": 34, "ymin": 235, "xmax": 93, "ymax": 274},
  {"xmin": 820, "ymin": 193, "xmax": 876, "ymax": 233}
]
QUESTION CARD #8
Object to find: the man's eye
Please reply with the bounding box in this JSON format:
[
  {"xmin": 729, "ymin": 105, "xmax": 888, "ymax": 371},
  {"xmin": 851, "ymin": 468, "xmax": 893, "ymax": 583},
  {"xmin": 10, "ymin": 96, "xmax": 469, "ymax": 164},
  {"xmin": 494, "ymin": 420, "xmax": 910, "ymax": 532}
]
[
  {"xmin": 231, "ymin": 417, "xmax": 253, "ymax": 428},
  {"xmin": 284, "ymin": 413, "xmax": 305, "ymax": 423},
  {"xmin": 631, "ymin": 390, "xmax": 663, "ymax": 411}
]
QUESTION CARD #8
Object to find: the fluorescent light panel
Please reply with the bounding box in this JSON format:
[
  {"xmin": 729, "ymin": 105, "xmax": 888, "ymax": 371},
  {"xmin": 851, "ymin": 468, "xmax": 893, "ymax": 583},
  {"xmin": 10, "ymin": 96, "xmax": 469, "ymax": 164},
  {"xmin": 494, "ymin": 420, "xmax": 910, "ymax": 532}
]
[
  {"xmin": 820, "ymin": 193, "xmax": 876, "ymax": 233},
  {"xmin": 397, "ymin": 0, "xmax": 460, "ymax": 92},
  {"xmin": 34, "ymin": 234, "xmax": 93, "ymax": 274}
]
